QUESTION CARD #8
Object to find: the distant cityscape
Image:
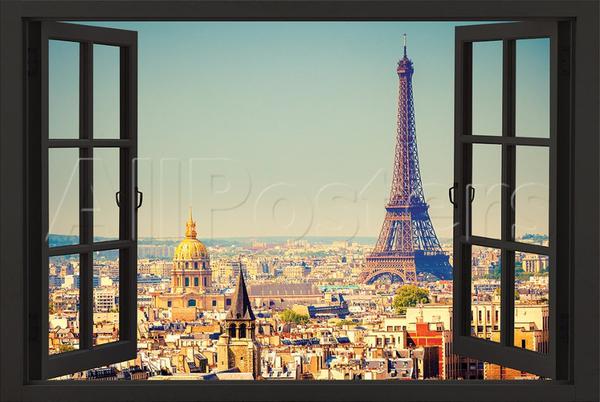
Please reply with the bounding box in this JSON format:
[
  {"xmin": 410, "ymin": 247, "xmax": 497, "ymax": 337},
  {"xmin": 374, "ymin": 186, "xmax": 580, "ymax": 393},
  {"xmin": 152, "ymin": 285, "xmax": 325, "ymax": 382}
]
[
  {"xmin": 47, "ymin": 29, "xmax": 550, "ymax": 381},
  {"xmin": 48, "ymin": 226, "xmax": 549, "ymax": 381}
]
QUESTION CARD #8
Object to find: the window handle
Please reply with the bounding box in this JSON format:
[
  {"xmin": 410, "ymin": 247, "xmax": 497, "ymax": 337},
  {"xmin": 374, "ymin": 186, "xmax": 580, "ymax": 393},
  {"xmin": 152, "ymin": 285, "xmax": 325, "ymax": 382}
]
[
  {"xmin": 115, "ymin": 189, "xmax": 143, "ymax": 209},
  {"xmin": 136, "ymin": 188, "xmax": 143, "ymax": 209},
  {"xmin": 449, "ymin": 185, "xmax": 475, "ymax": 206}
]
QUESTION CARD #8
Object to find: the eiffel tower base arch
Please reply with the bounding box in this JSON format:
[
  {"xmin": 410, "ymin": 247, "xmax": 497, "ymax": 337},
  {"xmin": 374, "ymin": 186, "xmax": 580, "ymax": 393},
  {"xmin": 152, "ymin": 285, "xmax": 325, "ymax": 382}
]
[{"xmin": 360, "ymin": 256, "xmax": 418, "ymax": 285}]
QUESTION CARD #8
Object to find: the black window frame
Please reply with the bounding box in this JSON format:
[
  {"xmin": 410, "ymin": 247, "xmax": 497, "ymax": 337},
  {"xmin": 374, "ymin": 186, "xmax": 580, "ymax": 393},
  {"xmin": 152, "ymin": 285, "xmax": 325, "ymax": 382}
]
[
  {"xmin": 452, "ymin": 21, "xmax": 569, "ymax": 379},
  {"xmin": 0, "ymin": 1, "xmax": 597, "ymax": 402},
  {"xmin": 27, "ymin": 21, "xmax": 139, "ymax": 379}
]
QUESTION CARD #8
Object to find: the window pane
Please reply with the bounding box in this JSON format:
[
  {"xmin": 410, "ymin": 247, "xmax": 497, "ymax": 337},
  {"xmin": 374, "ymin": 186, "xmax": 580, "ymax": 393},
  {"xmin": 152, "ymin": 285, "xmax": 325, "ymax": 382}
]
[
  {"xmin": 49, "ymin": 149, "xmax": 80, "ymax": 246},
  {"xmin": 516, "ymin": 39, "xmax": 550, "ymax": 138},
  {"xmin": 49, "ymin": 40, "xmax": 79, "ymax": 139},
  {"xmin": 514, "ymin": 146, "xmax": 549, "ymax": 243},
  {"xmin": 514, "ymin": 252, "xmax": 549, "ymax": 353},
  {"xmin": 471, "ymin": 144, "xmax": 502, "ymax": 239},
  {"xmin": 49, "ymin": 254, "xmax": 80, "ymax": 355},
  {"xmin": 472, "ymin": 41, "xmax": 502, "ymax": 136},
  {"xmin": 471, "ymin": 246, "xmax": 501, "ymax": 342},
  {"xmin": 94, "ymin": 148, "xmax": 120, "ymax": 241},
  {"xmin": 93, "ymin": 250, "xmax": 120, "ymax": 346},
  {"xmin": 94, "ymin": 45, "xmax": 120, "ymax": 139}
]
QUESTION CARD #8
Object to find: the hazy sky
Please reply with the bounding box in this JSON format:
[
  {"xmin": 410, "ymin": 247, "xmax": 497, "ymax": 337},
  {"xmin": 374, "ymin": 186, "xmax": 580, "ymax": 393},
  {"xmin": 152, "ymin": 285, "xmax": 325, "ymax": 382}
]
[{"xmin": 48, "ymin": 22, "xmax": 550, "ymax": 241}]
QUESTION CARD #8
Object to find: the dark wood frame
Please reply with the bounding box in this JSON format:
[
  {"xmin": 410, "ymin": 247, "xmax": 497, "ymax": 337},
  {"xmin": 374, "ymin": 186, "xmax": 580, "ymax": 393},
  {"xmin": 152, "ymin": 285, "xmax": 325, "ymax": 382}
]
[
  {"xmin": 452, "ymin": 21, "xmax": 569, "ymax": 379},
  {"xmin": 0, "ymin": 1, "xmax": 597, "ymax": 402},
  {"xmin": 26, "ymin": 21, "xmax": 138, "ymax": 380}
]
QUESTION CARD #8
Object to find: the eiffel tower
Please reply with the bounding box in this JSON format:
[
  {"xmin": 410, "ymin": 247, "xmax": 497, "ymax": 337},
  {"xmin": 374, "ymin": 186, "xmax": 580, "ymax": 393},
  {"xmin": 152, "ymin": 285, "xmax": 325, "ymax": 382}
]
[{"xmin": 360, "ymin": 35, "xmax": 452, "ymax": 285}]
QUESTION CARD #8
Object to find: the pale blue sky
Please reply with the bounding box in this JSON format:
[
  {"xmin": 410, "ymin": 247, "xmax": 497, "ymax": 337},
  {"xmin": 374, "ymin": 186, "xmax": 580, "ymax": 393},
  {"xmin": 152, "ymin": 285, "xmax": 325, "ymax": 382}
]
[{"xmin": 48, "ymin": 22, "xmax": 550, "ymax": 241}]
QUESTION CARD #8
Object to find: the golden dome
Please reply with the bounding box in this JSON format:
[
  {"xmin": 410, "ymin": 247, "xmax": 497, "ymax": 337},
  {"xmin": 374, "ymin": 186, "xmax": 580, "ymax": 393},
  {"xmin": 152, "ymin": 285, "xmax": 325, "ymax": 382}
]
[{"xmin": 173, "ymin": 208, "xmax": 209, "ymax": 261}]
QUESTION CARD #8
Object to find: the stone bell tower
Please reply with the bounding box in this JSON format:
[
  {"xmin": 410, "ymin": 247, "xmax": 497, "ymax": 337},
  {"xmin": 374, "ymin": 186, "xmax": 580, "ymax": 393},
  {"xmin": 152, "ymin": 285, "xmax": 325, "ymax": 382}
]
[{"xmin": 216, "ymin": 269, "xmax": 261, "ymax": 378}]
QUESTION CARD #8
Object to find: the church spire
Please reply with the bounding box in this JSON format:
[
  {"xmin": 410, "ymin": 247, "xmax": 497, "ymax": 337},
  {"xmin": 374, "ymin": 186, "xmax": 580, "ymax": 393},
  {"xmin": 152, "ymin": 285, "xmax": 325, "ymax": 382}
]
[
  {"xmin": 226, "ymin": 268, "xmax": 255, "ymax": 321},
  {"xmin": 217, "ymin": 262, "xmax": 260, "ymax": 377}
]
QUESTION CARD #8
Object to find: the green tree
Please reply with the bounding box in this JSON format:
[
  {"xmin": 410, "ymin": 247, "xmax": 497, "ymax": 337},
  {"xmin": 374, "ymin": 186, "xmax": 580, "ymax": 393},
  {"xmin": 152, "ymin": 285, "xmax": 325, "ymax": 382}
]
[
  {"xmin": 392, "ymin": 285, "xmax": 430, "ymax": 315},
  {"xmin": 336, "ymin": 319, "xmax": 358, "ymax": 327},
  {"xmin": 58, "ymin": 344, "xmax": 75, "ymax": 353},
  {"xmin": 279, "ymin": 309, "xmax": 310, "ymax": 325},
  {"xmin": 514, "ymin": 264, "xmax": 533, "ymax": 280},
  {"xmin": 494, "ymin": 287, "xmax": 520, "ymax": 300},
  {"xmin": 486, "ymin": 263, "xmax": 502, "ymax": 280}
]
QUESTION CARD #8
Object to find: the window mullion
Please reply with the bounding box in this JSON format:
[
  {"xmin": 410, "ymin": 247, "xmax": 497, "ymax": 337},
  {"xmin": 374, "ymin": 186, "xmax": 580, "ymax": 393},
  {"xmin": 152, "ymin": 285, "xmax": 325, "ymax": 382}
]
[
  {"xmin": 500, "ymin": 39, "xmax": 516, "ymax": 348},
  {"xmin": 553, "ymin": 21, "xmax": 570, "ymax": 381},
  {"xmin": 78, "ymin": 41, "xmax": 94, "ymax": 350},
  {"xmin": 118, "ymin": 43, "xmax": 138, "ymax": 346},
  {"xmin": 37, "ymin": 24, "xmax": 49, "ymax": 379},
  {"xmin": 453, "ymin": 38, "xmax": 473, "ymax": 340}
]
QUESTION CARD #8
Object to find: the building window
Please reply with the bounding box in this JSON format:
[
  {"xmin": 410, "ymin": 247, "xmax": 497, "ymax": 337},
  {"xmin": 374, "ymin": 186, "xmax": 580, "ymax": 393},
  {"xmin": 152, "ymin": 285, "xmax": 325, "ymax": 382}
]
[
  {"xmin": 239, "ymin": 323, "xmax": 247, "ymax": 338},
  {"xmin": 184, "ymin": 277, "xmax": 189, "ymax": 287},
  {"xmin": 226, "ymin": 299, "xmax": 231, "ymax": 306},
  {"xmin": 188, "ymin": 299, "xmax": 196, "ymax": 307},
  {"xmin": 212, "ymin": 300, "xmax": 217, "ymax": 307},
  {"xmin": 194, "ymin": 277, "xmax": 198, "ymax": 287}
]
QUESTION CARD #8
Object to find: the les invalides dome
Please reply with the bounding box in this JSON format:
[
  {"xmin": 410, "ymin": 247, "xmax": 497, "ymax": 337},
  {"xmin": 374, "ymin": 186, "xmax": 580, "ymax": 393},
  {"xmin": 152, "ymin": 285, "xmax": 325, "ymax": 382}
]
[
  {"xmin": 174, "ymin": 209, "xmax": 209, "ymax": 261},
  {"xmin": 171, "ymin": 208, "xmax": 212, "ymax": 293}
]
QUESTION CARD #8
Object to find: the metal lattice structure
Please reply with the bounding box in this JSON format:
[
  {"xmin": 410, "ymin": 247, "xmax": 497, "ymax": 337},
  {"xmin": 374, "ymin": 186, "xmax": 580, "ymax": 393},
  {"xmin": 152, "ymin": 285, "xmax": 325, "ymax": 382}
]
[{"xmin": 360, "ymin": 36, "xmax": 452, "ymax": 285}]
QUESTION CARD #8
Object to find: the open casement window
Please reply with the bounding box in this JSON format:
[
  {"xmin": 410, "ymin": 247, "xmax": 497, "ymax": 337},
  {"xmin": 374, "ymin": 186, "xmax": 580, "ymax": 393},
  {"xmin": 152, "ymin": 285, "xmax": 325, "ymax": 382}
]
[
  {"xmin": 452, "ymin": 22, "xmax": 571, "ymax": 379},
  {"xmin": 27, "ymin": 22, "xmax": 139, "ymax": 379}
]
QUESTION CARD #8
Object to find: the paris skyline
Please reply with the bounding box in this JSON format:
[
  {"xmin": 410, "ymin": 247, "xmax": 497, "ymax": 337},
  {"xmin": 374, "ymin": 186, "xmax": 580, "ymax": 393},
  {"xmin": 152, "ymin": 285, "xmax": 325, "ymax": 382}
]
[{"xmin": 48, "ymin": 22, "xmax": 550, "ymax": 241}]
